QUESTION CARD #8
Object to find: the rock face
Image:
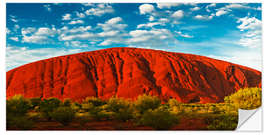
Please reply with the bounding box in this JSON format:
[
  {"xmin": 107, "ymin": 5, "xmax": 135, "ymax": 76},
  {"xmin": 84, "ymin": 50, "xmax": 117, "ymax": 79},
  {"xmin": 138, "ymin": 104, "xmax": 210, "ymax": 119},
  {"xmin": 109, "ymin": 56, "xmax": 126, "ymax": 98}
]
[{"xmin": 6, "ymin": 47, "xmax": 261, "ymax": 103}]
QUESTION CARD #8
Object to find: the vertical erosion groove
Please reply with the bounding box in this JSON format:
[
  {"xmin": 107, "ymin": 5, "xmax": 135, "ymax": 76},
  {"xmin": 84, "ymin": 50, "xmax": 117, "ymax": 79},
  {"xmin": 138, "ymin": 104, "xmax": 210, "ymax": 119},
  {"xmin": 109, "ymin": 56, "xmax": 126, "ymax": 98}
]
[{"xmin": 6, "ymin": 48, "xmax": 261, "ymax": 102}]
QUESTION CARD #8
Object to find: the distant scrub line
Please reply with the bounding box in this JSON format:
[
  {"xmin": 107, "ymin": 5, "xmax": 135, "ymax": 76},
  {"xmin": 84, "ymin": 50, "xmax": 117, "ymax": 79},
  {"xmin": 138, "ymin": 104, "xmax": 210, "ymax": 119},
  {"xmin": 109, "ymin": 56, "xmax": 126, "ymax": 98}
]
[{"xmin": 6, "ymin": 87, "xmax": 261, "ymax": 130}]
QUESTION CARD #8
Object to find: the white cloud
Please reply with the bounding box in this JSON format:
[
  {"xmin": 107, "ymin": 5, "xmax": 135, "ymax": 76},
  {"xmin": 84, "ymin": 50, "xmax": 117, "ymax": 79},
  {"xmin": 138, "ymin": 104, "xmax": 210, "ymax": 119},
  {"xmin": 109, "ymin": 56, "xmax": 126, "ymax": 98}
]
[
  {"xmin": 128, "ymin": 29, "xmax": 174, "ymax": 44},
  {"xmin": 64, "ymin": 41, "xmax": 89, "ymax": 48},
  {"xmin": 21, "ymin": 27, "xmax": 57, "ymax": 44},
  {"xmin": 190, "ymin": 7, "xmax": 200, "ymax": 11},
  {"xmin": 85, "ymin": 4, "xmax": 114, "ymax": 16},
  {"xmin": 10, "ymin": 15, "xmax": 18, "ymax": 23},
  {"xmin": 225, "ymin": 3, "xmax": 259, "ymax": 10},
  {"xmin": 159, "ymin": 18, "xmax": 169, "ymax": 23},
  {"xmin": 98, "ymin": 30, "xmax": 119, "ymax": 37},
  {"xmin": 208, "ymin": 49, "xmax": 261, "ymax": 71},
  {"xmin": 236, "ymin": 17, "xmax": 262, "ymax": 48},
  {"xmin": 195, "ymin": 15, "xmax": 207, "ymax": 20},
  {"xmin": 237, "ymin": 17, "xmax": 261, "ymax": 31},
  {"xmin": 81, "ymin": 3, "xmax": 94, "ymax": 7},
  {"xmin": 6, "ymin": 28, "xmax": 11, "ymax": 34},
  {"xmin": 176, "ymin": 31, "xmax": 193, "ymax": 38},
  {"xmin": 157, "ymin": 3, "xmax": 181, "ymax": 9},
  {"xmin": 194, "ymin": 14, "xmax": 214, "ymax": 20},
  {"xmin": 139, "ymin": 4, "xmax": 155, "ymax": 14},
  {"xmin": 106, "ymin": 17, "xmax": 122, "ymax": 24},
  {"xmin": 205, "ymin": 4, "xmax": 216, "ymax": 12},
  {"xmin": 97, "ymin": 17, "xmax": 127, "ymax": 31},
  {"xmin": 68, "ymin": 20, "xmax": 84, "ymax": 25},
  {"xmin": 149, "ymin": 16, "xmax": 155, "ymax": 21},
  {"xmin": 60, "ymin": 32, "xmax": 94, "ymax": 41},
  {"xmin": 35, "ymin": 27, "xmax": 57, "ymax": 35},
  {"xmin": 226, "ymin": 4, "xmax": 249, "ymax": 9},
  {"xmin": 58, "ymin": 25, "xmax": 94, "ymax": 42},
  {"xmin": 21, "ymin": 27, "xmax": 36, "ymax": 35},
  {"xmin": 171, "ymin": 10, "xmax": 184, "ymax": 18},
  {"xmin": 213, "ymin": 3, "xmax": 259, "ymax": 18},
  {"xmin": 75, "ymin": 12, "xmax": 85, "ymax": 18},
  {"xmin": 238, "ymin": 33, "xmax": 261, "ymax": 48},
  {"xmin": 6, "ymin": 46, "xmax": 82, "ymax": 70},
  {"xmin": 10, "ymin": 37, "xmax": 19, "ymax": 42},
  {"xmin": 208, "ymin": 3, "xmax": 216, "ymax": 7},
  {"xmin": 62, "ymin": 14, "xmax": 71, "ymax": 20},
  {"xmin": 137, "ymin": 22, "xmax": 164, "ymax": 28},
  {"xmin": 99, "ymin": 39, "xmax": 115, "ymax": 46},
  {"xmin": 215, "ymin": 9, "xmax": 228, "ymax": 16},
  {"xmin": 61, "ymin": 26, "xmax": 91, "ymax": 34}
]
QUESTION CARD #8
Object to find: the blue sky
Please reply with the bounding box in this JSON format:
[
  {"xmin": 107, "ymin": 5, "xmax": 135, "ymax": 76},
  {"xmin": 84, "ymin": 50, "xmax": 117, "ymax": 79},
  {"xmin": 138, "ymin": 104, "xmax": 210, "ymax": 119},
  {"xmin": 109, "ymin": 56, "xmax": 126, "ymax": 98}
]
[{"xmin": 6, "ymin": 3, "xmax": 262, "ymax": 71}]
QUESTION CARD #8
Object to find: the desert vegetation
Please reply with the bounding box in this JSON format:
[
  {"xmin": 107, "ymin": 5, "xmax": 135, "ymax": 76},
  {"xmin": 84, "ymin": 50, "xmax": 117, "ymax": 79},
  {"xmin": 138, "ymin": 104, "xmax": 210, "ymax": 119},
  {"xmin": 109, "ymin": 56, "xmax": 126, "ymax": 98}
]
[{"xmin": 6, "ymin": 87, "xmax": 261, "ymax": 130}]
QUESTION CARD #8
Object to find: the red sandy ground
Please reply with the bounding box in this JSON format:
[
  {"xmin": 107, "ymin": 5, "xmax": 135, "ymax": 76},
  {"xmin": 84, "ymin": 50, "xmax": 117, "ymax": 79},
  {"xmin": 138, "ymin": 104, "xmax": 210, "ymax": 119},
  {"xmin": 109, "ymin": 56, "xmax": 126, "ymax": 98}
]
[{"xmin": 8, "ymin": 117, "xmax": 207, "ymax": 130}]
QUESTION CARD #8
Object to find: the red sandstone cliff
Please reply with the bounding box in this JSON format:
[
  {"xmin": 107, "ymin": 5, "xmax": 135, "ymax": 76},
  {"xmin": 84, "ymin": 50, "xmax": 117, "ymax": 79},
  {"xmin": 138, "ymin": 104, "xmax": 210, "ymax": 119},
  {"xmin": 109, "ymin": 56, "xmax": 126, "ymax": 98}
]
[{"xmin": 6, "ymin": 47, "xmax": 261, "ymax": 103}]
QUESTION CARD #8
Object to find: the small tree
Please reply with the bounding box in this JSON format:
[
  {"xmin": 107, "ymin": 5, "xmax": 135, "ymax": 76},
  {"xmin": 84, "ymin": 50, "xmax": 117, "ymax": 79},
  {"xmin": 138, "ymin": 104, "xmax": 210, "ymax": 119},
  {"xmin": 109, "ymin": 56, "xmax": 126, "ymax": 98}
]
[
  {"xmin": 106, "ymin": 97, "xmax": 133, "ymax": 121},
  {"xmin": 6, "ymin": 95, "xmax": 32, "ymax": 129},
  {"xmin": 224, "ymin": 87, "xmax": 261, "ymax": 110},
  {"xmin": 39, "ymin": 98, "xmax": 61, "ymax": 120},
  {"xmin": 134, "ymin": 94, "xmax": 161, "ymax": 114},
  {"xmin": 50, "ymin": 106, "xmax": 75, "ymax": 126},
  {"xmin": 138, "ymin": 106, "xmax": 179, "ymax": 130},
  {"xmin": 167, "ymin": 98, "xmax": 182, "ymax": 114},
  {"xmin": 62, "ymin": 99, "xmax": 72, "ymax": 107},
  {"xmin": 7, "ymin": 95, "xmax": 31, "ymax": 116}
]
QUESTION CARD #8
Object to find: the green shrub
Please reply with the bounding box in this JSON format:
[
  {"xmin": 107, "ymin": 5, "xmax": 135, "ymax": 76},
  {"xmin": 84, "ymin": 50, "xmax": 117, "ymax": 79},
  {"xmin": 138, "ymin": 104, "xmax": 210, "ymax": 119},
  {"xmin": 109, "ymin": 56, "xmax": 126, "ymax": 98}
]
[
  {"xmin": 106, "ymin": 97, "xmax": 133, "ymax": 121},
  {"xmin": 6, "ymin": 95, "xmax": 34, "ymax": 129},
  {"xmin": 7, "ymin": 116, "xmax": 34, "ymax": 130},
  {"xmin": 206, "ymin": 114, "xmax": 238, "ymax": 130},
  {"xmin": 39, "ymin": 98, "xmax": 61, "ymax": 120},
  {"xmin": 114, "ymin": 108, "xmax": 133, "ymax": 122},
  {"xmin": 81, "ymin": 102, "xmax": 110, "ymax": 121},
  {"xmin": 50, "ymin": 106, "xmax": 75, "ymax": 126},
  {"xmin": 30, "ymin": 97, "xmax": 42, "ymax": 109},
  {"xmin": 138, "ymin": 106, "xmax": 179, "ymax": 130},
  {"xmin": 7, "ymin": 95, "xmax": 31, "ymax": 116},
  {"xmin": 208, "ymin": 105, "xmax": 222, "ymax": 114},
  {"xmin": 27, "ymin": 112, "xmax": 43, "ymax": 122},
  {"xmin": 106, "ymin": 97, "xmax": 129, "ymax": 112},
  {"xmin": 62, "ymin": 99, "xmax": 72, "ymax": 107},
  {"xmin": 84, "ymin": 96, "xmax": 105, "ymax": 106},
  {"xmin": 135, "ymin": 94, "xmax": 161, "ymax": 114},
  {"xmin": 224, "ymin": 87, "xmax": 261, "ymax": 110},
  {"xmin": 71, "ymin": 102, "xmax": 81, "ymax": 112},
  {"xmin": 167, "ymin": 99, "xmax": 182, "ymax": 115},
  {"xmin": 95, "ymin": 110, "xmax": 114, "ymax": 121}
]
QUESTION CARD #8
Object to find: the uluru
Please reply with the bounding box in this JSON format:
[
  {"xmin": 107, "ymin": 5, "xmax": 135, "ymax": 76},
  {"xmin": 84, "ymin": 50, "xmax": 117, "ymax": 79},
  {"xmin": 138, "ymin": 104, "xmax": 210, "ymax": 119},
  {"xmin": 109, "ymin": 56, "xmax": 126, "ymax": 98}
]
[{"xmin": 6, "ymin": 47, "xmax": 261, "ymax": 103}]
